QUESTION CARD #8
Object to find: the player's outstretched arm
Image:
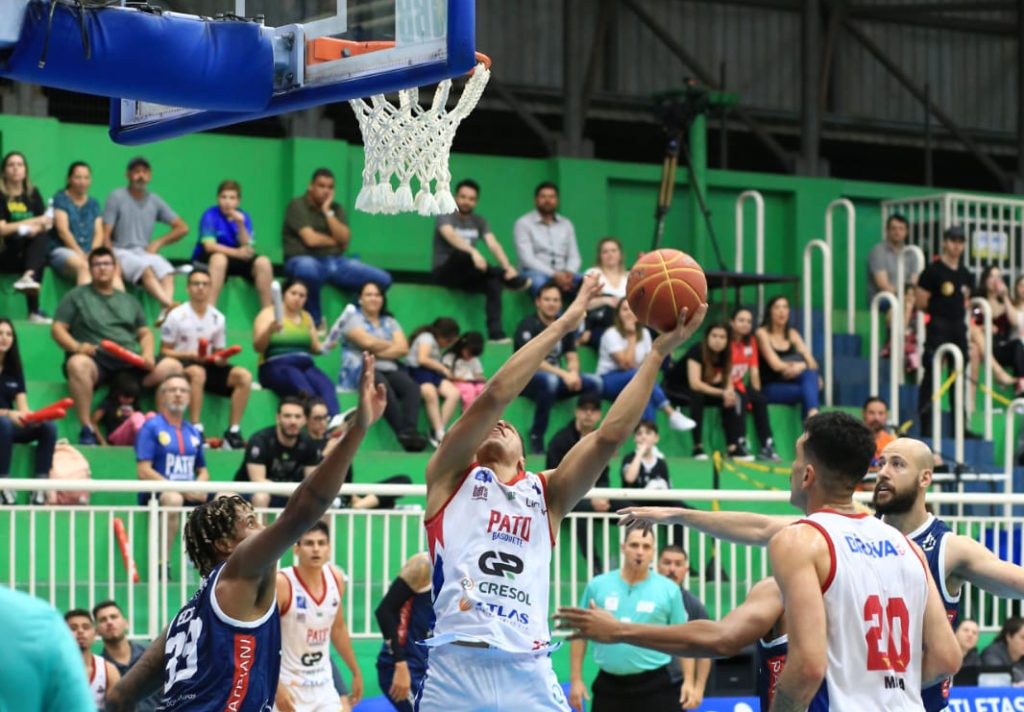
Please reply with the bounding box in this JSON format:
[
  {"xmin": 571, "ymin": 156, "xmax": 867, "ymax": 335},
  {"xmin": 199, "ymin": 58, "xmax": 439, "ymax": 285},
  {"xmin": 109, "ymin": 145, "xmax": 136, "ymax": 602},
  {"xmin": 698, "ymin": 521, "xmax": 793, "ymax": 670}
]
[
  {"xmin": 768, "ymin": 525, "xmax": 829, "ymax": 712},
  {"xmin": 425, "ymin": 276, "xmax": 603, "ymax": 497},
  {"xmin": 556, "ymin": 576, "xmax": 782, "ymax": 657},
  {"xmin": 948, "ymin": 533, "xmax": 1024, "ymax": 598},
  {"xmin": 619, "ymin": 506, "xmax": 796, "ymax": 546},
  {"xmin": 546, "ymin": 305, "xmax": 707, "ymax": 520},
  {"xmin": 107, "ymin": 629, "xmax": 168, "ymax": 711},
  {"xmin": 914, "ymin": 545, "xmax": 964, "ymax": 684},
  {"xmin": 223, "ymin": 353, "xmax": 386, "ymax": 582}
]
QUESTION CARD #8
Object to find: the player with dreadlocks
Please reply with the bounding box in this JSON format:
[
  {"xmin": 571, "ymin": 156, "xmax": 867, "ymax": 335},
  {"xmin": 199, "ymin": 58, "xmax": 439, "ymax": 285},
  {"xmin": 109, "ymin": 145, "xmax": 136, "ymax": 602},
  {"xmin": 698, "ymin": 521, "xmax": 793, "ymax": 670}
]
[{"xmin": 107, "ymin": 352, "xmax": 387, "ymax": 712}]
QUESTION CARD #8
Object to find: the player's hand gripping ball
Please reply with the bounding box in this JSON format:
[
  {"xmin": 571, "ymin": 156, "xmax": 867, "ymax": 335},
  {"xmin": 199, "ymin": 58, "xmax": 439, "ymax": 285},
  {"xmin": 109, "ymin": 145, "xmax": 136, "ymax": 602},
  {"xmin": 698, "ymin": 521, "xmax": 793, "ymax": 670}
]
[{"xmin": 626, "ymin": 249, "xmax": 707, "ymax": 332}]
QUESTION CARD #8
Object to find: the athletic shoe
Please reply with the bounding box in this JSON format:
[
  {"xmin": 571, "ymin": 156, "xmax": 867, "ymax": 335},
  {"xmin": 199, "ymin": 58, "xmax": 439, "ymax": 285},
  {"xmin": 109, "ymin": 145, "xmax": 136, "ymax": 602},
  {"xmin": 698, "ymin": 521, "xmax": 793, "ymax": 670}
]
[
  {"xmin": 0, "ymin": 490, "xmax": 15, "ymax": 505},
  {"xmin": 30, "ymin": 491, "xmax": 46, "ymax": 506},
  {"xmin": 78, "ymin": 426, "xmax": 99, "ymax": 446},
  {"xmin": 504, "ymin": 275, "xmax": 532, "ymax": 292},
  {"xmin": 668, "ymin": 408, "xmax": 696, "ymax": 432},
  {"xmin": 28, "ymin": 310, "xmax": 52, "ymax": 324},
  {"xmin": 692, "ymin": 446, "xmax": 708, "ymax": 461},
  {"xmin": 758, "ymin": 443, "xmax": 782, "ymax": 462},
  {"xmin": 222, "ymin": 430, "xmax": 245, "ymax": 450},
  {"xmin": 398, "ymin": 431, "xmax": 428, "ymax": 452},
  {"xmin": 13, "ymin": 273, "xmax": 40, "ymax": 292},
  {"xmin": 488, "ymin": 333, "xmax": 512, "ymax": 345},
  {"xmin": 730, "ymin": 443, "xmax": 755, "ymax": 461},
  {"xmin": 529, "ymin": 432, "xmax": 545, "ymax": 455}
]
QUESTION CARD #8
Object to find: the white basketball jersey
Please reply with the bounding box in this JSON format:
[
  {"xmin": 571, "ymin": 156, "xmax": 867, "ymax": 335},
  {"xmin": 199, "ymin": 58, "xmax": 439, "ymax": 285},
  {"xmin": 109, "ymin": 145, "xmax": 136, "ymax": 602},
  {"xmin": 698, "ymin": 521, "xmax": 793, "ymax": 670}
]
[
  {"xmin": 425, "ymin": 464, "xmax": 555, "ymax": 653},
  {"xmin": 802, "ymin": 510, "xmax": 929, "ymax": 711},
  {"xmin": 279, "ymin": 564, "xmax": 341, "ymax": 687},
  {"xmin": 89, "ymin": 653, "xmax": 107, "ymax": 708}
]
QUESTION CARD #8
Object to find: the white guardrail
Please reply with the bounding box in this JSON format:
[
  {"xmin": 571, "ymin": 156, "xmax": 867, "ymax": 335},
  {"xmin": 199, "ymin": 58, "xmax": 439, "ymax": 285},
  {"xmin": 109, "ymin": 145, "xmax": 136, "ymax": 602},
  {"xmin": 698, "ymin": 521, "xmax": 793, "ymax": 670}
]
[
  {"xmin": 2, "ymin": 480, "xmax": 1024, "ymax": 638},
  {"xmin": 825, "ymin": 198, "xmax": 857, "ymax": 335},
  {"xmin": 735, "ymin": 190, "xmax": 766, "ymax": 316},
  {"xmin": 803, "ymin": 239, "xmax": 834, "ymax": 407},
  {"xmin": 869, "ymin": 290, "xmax": 902, "ymax": 424}
]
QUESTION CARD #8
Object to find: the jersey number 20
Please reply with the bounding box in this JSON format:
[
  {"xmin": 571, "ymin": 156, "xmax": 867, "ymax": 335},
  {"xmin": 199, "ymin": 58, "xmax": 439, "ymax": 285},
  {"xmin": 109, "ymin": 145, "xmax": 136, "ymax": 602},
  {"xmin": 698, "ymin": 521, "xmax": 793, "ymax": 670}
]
[
  {"xmin": 166, "ymin": 617, "xmax": 204, "ymax": 690},
  {"xmin": 864, "ymin": 595, "xmax": 910, "ymax": 672}
]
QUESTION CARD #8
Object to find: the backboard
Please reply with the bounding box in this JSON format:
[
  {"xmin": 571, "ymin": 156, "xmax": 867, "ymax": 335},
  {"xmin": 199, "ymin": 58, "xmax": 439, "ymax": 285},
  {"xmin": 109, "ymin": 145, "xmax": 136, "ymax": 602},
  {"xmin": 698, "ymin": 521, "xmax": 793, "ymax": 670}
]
[{"xmin": 110, "ymin": 0, "xmax": 477, "ymax": 144}]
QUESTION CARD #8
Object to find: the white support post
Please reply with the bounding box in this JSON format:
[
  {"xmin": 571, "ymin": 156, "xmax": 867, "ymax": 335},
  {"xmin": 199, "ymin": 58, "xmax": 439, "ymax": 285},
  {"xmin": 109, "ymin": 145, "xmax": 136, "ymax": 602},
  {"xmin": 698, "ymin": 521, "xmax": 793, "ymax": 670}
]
[
  {"xmin": 1004, "ymin": 399, "xmax": 1024, "ymax": 519},
  {"xmin": 826, "ymin": 198, "xmax": 856, "ymax": 334},
  {"xmin": 735, "ymin": 190, "xmax": 765, "ymax": 314},
  {"xmin": 931, "ymin": 343, "xmax": 965, "ymax": 467},
  {"xmin": 969, "ymin": 297, "xmax": 994, "ymax": 440},
  {"xmin": 147, "ymin": 495, "xmax": 160, "ymax": 640},
  {"xmin": 803, "ymin": 239, "xmax": 833, "ymax": 407},
  {"xmin": 869, "ymin": 291, "xmax": 902, "ymax": 425}
]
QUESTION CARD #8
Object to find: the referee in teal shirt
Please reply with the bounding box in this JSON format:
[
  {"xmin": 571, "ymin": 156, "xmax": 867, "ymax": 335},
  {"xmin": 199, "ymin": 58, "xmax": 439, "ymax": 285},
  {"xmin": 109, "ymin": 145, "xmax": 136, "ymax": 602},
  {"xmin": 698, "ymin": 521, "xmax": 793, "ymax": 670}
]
[{"xmin": 570, "ymin": 525, "xmax": 687, "ymax": 712}]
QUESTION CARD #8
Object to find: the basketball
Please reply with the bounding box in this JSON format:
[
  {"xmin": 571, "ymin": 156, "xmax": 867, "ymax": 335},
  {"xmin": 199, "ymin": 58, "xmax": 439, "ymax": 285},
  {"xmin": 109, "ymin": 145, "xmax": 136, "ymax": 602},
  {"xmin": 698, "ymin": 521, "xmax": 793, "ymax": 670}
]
[{"xmin": 626, "ymin": 249, "xmax": 707, "ymax": 332}]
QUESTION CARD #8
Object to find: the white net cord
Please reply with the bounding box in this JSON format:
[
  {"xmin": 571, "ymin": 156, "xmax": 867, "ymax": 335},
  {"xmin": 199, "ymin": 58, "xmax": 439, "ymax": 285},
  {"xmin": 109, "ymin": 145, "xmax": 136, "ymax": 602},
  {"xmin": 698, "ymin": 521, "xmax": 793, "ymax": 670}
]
[{"xmin": 349, "ymin": 62, "xmax": 491, "ymax": 216}]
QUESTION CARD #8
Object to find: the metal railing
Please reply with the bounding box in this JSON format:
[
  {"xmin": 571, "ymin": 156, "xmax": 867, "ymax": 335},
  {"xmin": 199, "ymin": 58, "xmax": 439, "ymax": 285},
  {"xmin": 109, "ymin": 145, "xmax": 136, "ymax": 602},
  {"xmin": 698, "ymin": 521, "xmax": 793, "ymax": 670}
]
[
  {"xmin": 4, "ymin": 479, "xmax": 1024, "ymax": 636},
  {"xmin": 931, "ymin": 343, "xmax": 965, "ymax": 467},
  {"xmin": 803, "ymin": 239, "xmax": 833, "ymax": 406},
  {"xmin": 869, "ymin": 290, "xmax": 902, "ymax": 425},
  {"xmin": 825, "ymin": 198, "xmax": 857, "ymax": 334},
  {"xmin": 735, "ymin": 190, "xmax": 765, "ymax": 315},
  {"xmin": 895, "ymin": 244, "xmax": 927, "ymax": 384},
  {"xmin": 970, "ymin": 297, "xmax": 995, "ymax": 440}
]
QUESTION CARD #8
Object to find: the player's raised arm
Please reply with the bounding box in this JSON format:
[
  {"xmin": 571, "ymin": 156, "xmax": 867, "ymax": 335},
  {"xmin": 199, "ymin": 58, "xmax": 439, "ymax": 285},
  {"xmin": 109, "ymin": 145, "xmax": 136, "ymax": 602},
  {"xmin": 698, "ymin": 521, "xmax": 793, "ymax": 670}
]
[
  {"xmin": 619, "ymin": 506, "xmax": 796, "ymax": 546},
  {"xmin": 556, "ymin": 576, "xmax": 783, "ymax": 658},
  {"xmin": 424, "ymin": 276, "xmax": 603, "ymax": 495},
  {"xmin": 545, "ymin": 305, "xmax": 707, "ymax": 521},
  {"xmin": 223, "ymin": 352, "xmax": 386, "ymax": 582},
  {"xmin": 948, "ymin": 533, "xmax": 1024, "ymax": 599}
]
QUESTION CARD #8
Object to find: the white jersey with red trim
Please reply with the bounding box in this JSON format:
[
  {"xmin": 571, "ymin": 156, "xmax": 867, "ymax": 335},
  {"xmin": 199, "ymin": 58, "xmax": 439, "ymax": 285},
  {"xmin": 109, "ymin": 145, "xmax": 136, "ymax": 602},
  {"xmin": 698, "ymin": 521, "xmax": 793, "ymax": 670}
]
[
  {"xmin": 89, "ymin": 653, "xmax": 107, "ymax": 708},
  {"xmin": 801, "ymin": 510, "xmax": 929, "ymax": 711},
  {"xmin": 279, "ymin": 564, "xmax": 341, "ymax": 688},
  {"xmin": 425, "ymin": 464, "xmax": 555, "ymax": 654}
]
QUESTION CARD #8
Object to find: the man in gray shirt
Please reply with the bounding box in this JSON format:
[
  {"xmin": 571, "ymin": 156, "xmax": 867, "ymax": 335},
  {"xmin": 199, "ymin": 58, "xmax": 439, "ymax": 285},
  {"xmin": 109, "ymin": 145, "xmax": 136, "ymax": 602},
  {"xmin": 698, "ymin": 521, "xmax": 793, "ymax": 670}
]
[
  {"xmin": 867, "ymin": 213, "xmax": 922, "ymax": 304},
  {"xmin": 513, "ymin": 181, "xmax": 582, "ymax": 298},
  {"xmin": 93, "ymin": 600, "xmax": 159, "ymax": 712},
  {"xmin": 103, "ymin": 156, "xmax": 189, "ymax": 325}
]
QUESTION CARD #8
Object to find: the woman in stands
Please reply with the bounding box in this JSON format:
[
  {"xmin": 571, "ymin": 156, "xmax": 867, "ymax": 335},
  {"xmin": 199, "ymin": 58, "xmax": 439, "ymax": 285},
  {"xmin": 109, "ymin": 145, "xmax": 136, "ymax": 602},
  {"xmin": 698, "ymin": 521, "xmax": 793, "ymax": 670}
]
[
  {"xmin": 0, "ymin": 318, "xmax": 57, "ymax": 505},
  {"xmin": 973, "ymin": 264, "xmax": 1024, "ymax": 395},
  {"xmin": 980, "ymin": 616, "xmax": 1024, "ymax": 684},
  {"xmin": 50, "ymin": 161, "xmax": 103, "ymax": 287},
  {"xmin": 253, "ymin": 278, "xmax": 340, "ymax": 415},
  {"xmin": 0, "ymin": 151, "xmax": 52, "ymax": 323},
  {"xmin": 729, "ymin": 306, "xmax": 780, "ymax": 461},
  {"xmin": 680, "ymin": 322, "xmax": 750, "ymax": 460},
  {"xmin": 324, "ymin": 281, "xmax": 427, "ymax": 452},
  {"xmin": 581, "ymin": 237, "xmax": 628, "ymax": 346},
  {"xmin": 755, "ymin": 295, "xmax": 821, "ymax": 418}
]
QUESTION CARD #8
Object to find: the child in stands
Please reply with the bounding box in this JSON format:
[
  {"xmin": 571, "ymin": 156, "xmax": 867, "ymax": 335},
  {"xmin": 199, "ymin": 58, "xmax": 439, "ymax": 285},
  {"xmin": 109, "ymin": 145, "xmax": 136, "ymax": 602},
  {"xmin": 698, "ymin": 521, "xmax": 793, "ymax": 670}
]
[
  {"xmin": 442, "ymin": 331, "xmax": 487, "ymax": 411},
  {"xmin": 91, "ymin": 371, "xmax": 154, "ymax": 446},
  {"xmin": 406, "ymin": 317, "xmax": 461, "ymax": 447}
]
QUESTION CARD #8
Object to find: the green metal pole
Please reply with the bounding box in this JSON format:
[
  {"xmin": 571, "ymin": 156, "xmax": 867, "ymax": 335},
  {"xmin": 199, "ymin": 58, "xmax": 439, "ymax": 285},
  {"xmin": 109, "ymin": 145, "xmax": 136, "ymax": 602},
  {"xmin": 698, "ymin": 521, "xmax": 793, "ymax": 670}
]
[{"xmin": 688, "ymin": 112, "xmax": 708, "ymax": 258}]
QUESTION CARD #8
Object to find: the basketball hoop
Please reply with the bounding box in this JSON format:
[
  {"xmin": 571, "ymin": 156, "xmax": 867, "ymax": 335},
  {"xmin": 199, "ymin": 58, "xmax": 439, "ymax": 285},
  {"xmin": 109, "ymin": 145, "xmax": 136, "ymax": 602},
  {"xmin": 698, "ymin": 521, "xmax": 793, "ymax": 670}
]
[{"xmin": 309, "ymin": 40, "xmax": 490, "ymax": 216}]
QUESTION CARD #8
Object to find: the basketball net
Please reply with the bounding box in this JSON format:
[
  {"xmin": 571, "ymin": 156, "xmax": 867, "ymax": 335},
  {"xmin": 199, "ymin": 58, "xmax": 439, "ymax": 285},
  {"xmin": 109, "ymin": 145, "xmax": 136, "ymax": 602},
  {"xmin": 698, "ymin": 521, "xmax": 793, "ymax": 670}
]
[{"xmin": 349, "ymin": 62, "xmax": 491, "ymax": 216}]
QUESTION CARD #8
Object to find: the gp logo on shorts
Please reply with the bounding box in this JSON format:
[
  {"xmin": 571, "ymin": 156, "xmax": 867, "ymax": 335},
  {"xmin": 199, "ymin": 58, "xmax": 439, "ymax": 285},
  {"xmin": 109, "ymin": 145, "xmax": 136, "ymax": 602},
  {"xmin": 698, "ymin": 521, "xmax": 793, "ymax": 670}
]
[{"xmin": 478, "ymin": 551, "xmax": 524, "ymax": 579}]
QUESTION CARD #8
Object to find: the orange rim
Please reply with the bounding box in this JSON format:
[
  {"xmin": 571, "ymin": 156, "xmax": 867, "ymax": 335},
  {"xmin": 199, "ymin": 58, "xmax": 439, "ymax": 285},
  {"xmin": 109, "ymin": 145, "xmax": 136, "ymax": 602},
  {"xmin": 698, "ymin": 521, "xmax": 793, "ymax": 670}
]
[{"xmin": 307, "ymin": 38, "xmax": 491, "ymax": 70}]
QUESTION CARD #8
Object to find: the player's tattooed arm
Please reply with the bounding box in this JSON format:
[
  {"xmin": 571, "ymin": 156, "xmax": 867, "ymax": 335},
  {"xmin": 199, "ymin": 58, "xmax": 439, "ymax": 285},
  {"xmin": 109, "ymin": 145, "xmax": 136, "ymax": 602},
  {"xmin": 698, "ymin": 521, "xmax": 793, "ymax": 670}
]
[
  {"xmin": 107, "ymin": 629, "xmax": 167, "ymax": 711},
  {"xmin": 769, "ymin": 689, "xmax": 809, "ymax": 712}
]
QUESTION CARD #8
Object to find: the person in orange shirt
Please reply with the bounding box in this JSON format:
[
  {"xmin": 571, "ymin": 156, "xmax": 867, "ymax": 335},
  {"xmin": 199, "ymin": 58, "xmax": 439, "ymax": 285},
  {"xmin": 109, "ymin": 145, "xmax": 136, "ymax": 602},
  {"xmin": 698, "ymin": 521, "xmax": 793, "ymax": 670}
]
[{"xmin": 863, "ymin": 396, "xmax": 894, "ymax": 470}]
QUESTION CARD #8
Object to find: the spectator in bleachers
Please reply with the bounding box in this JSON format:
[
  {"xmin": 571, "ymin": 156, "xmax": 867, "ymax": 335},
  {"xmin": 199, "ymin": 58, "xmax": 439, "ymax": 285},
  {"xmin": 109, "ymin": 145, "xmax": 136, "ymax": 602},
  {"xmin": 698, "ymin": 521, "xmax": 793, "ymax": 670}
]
[
  {"xmin": 375, "ymin": 553, "xmax": 433, "ymax": 712},
  {"xmin": 324, "ymin": 281, "xmax": 427, "ymax": 452},
  {"xmin": 407, "ymin": 317, "xmax": 461, "ymax": 448},
  {"xmin": 52, "ymin": 247, "xmax": 184, "ymax": 446},
  {"xmin": 253, "ymin": 277, "xmax": 339, "ymax": 416},
  {"xmin": 432, "ymin": 179, "xmax": 530, "ymax": 343},
  {"xmin": 679, "ymin": 322, "xmax": 751, "ymax": 460},
  {"xmin": 441, "ymin": 330, "xmax": 487, "ymax": 411},
  {"xmin": 917, "ymin": 226, "xmax": 972, "ymax": 428},
  {"xmin": 136, "ymin": 373, "xmax": 210, "ymax": 569},
  {"xmin": 50, "ymin": 161, "xmax": 103, "ymax": 286},
  {"xmin": 93, "ymin": 600, "xmax": 159, "ymax": 712},
  {"xmin": 64, "ymin": 608, "xmax": 121, "ymax": 708},
  {"xmin": 282, "ymin": 167, "xmax": 392, "ymax": 329},
  {"xmin": 729, "ymin": 306, "xmax": 780, "ymax": 461},
  {"xmin": 621, "ymin": 420, "xmax": 672, "ymax": 490},
  {"xmin": 981, "ymin": 616, "xmax": 1024, "ymax": 684},
  {"xmin": 656, "ymin": 545, "xmax": 711, "ymax": 711},
  {"xmin": 973, "ymin": 264, "xmax": 1024, "ymax": 394},
  {"xmin": 514, "ymin": 281, "xmax": 601, "ymax": 454},
  {"xmin": 597, "ymin": 298, "xmax": 694, "ymax": 432},
  {"xmin": 514, "ymin": 182, "xmax": 581, "ymax": 300},
  {"xmin": 0, "ymin": 151, "xmax": 52, "ymax": 323},
  {"xmin": 234, "ymin": 396, "xmax": 318, "ymax": 509},
  {"xmin": 953, "ymin": 618, "xmax": 981, "ymax": 687},
  {"xmin": 863, "ymin": 396, "xmax": 894, "ymax": 470},
  {"xmin": 867, "ymin": 214, "xmax": 922, "ymax": 304},
  {"xmin": 582, "ymin": 237, "xmax": 629, "ymax": 347},
  {"xmin": 91, "ymin": 372, "xmax": 153, "ymax": 447},
  {"xmin": 160, "ymin": 267, "xmax": 252, "ymax": 450},
  {"xmin": 1014, "ymin": 275, "xmax": 1024, "ymax": 312},
  {"xmin": 192, "ymin": 180, "xmax": 274, "ymax": 309},
  {"xmin": 0, "ymin": 317, "xmax": 56, "ymax": 506},
  {"xmin": 305, "ymin": 397, "xmax": 333, "ymax": 461},
  {"xmin": 103, "ymin": 156, "xmax": 189, "ymax": 326},
  {"xmin": 755, "ymin": 295, "xmax": 821, "ymax": 418}
]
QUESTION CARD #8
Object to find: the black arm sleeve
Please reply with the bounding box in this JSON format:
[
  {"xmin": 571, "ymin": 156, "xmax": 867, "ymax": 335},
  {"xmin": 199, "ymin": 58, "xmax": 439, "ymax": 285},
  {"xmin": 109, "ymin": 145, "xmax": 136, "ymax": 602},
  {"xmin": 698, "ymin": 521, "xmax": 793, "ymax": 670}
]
[{"xmin": 375, "ymin": 576, "xmax": 416, "ymax": 663}]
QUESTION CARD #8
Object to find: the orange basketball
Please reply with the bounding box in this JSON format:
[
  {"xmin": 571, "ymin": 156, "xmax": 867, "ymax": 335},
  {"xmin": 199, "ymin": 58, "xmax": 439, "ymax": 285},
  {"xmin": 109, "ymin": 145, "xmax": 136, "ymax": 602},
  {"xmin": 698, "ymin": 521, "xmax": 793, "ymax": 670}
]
[{"xmin": 626, "ymin": 249, "xmax": 707, "ymax": 332}]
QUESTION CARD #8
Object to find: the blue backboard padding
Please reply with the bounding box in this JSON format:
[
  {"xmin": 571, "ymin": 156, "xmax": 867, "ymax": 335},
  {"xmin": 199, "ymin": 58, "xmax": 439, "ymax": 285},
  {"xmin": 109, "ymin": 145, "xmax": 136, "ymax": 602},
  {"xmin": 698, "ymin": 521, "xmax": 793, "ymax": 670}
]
[
  {"xmin": 108, "ymin": 0, "xmax": 478, "ymax": 145},
  {"xmin": 2, "ymin": 1, "xmax": 273, "ymax": 112}
]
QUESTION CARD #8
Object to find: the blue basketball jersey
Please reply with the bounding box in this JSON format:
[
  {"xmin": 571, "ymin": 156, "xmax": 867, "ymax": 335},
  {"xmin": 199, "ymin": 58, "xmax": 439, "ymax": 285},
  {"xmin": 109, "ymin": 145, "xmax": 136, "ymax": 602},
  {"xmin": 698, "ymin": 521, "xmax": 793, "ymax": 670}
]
[
  {"xmin": 757, "ymin": 636, "xmax": 830, "ymax": 711},
  {"xmin": 906, "ymin": 514, "xmax": 960, "ymax": 712},
  {"xmin": 158, "ymin": 562, "xmax": 281, "ymax": 711}
]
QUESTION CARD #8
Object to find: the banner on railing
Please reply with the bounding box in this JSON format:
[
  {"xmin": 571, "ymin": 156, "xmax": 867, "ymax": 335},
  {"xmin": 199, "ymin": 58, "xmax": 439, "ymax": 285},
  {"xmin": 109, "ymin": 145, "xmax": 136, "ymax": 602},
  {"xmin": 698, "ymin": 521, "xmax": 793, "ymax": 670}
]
[{"xmin": 692, "ymin": 687, "xmax": 1024, "ymax": 712}]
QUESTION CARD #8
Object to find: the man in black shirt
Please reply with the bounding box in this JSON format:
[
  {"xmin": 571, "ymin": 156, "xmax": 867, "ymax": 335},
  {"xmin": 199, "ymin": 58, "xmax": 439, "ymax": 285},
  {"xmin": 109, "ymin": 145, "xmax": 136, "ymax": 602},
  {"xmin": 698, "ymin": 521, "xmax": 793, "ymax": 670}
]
[
  {"xmin": 657, "ymin": 546, "xmax": 712, "ymax": 710},
  {"xmin": 515, "ymin": 282, "xmax": 601, "ymax": 453},
  {"xmin": 917, "ymin": 225, "xmax": 973, "ymax": 430},
  {"xmin": 234, "ymin": 396, "xmax": 319, "ymax": 508}
]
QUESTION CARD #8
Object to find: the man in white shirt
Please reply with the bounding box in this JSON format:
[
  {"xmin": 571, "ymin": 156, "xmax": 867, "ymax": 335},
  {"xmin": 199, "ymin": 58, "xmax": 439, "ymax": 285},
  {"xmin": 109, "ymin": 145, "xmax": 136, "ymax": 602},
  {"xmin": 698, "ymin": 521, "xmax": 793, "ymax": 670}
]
[{"xmin": 159, "ymin": 267, "xmax": 252, "ymax": 449}]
